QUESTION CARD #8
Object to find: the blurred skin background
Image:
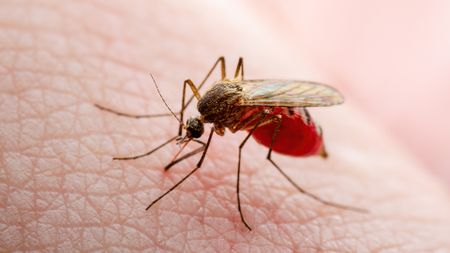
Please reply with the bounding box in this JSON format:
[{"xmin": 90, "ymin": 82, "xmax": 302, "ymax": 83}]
[{"xmin": 249, "ymin": 1, "xmax": 450, "ymax": 185}]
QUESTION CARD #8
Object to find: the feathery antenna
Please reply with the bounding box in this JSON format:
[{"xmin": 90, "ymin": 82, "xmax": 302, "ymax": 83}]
[{"xmin": 150, "ymin": 74, "xmax": 183, "ymax": 125}]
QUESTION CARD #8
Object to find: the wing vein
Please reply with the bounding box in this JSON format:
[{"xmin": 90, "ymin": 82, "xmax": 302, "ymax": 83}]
[{"xmin": 237, "ymin": 79, "xmax": 344, "ymax": 107}]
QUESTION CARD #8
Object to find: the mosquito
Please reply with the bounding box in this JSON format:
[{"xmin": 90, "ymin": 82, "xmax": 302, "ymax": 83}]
[{"xmin": 95, "ymin": 57, "xmax": 367, "ymax": 231}]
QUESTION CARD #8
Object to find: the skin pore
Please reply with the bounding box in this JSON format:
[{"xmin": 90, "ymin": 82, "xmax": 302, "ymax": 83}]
[{"xmin": 1, "ymin": 1, "xmax": 450, "ymax": 252}]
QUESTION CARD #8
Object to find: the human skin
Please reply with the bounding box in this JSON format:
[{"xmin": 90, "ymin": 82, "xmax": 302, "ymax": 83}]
[{"xmin": 1, "ymin": 1, "xmax": 450, "ymax": 252}]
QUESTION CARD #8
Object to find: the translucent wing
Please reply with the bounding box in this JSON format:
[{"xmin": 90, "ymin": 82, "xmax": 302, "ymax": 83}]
[{"xmin": 237, "ymin": 79, "xmax": 344, "ymax": 107}]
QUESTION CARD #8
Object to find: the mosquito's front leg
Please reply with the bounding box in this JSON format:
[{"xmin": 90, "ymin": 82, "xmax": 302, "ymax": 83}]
[
  {"xmin": 97, "ymin": 57, "xmax": 227, "ymax": 161},
  {"xmin": 164, "ymin": 140, "xmax": 206, "ymax": 171},
  {"xmin": 183, "ymin": 57, "xmax": 227, "ymax": 110},
  {"xmin": 145, "ymin": 127, "xmax": 215, "ymax": 210},
  {"xmin": 179, "ymin": 57, "xmax": 227, "ymax": 135},
  {"xmin": 113, "ymin": 136, "xmax": 178, "ymax": 160},
  {"xmin": 95, "ymin": 57, "xmax": 225, "ymax": 130},
  {"xmin": 94, "ymin": 104, "xmax": 178, "ymax": 119}
]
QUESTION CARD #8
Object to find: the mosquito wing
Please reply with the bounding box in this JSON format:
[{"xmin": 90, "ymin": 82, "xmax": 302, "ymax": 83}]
[{"xmin": 237, "ymin": 79, "xmax": 344, "ymax": 107}]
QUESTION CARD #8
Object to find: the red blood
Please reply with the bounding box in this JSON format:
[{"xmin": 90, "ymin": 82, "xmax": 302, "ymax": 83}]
[{"xmin": 249, "ymin": 108, "xmax": 324, "ymax": 157}]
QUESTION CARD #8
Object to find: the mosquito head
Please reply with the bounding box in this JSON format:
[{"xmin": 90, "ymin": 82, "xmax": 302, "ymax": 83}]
[{"xmin": 185, "ymin": 116, "xmax": 204, "ymax": 139}]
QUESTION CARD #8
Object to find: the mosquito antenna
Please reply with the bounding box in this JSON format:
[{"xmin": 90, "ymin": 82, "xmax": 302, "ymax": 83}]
[{"xmin": 150, "ymin": 74, "xmax": 183, "ymax": 125}]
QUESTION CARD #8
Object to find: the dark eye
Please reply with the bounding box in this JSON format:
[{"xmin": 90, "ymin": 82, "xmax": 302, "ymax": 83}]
[{"xmin": 187, "ymin": 118, "xmax": 204, "ymax": 138}]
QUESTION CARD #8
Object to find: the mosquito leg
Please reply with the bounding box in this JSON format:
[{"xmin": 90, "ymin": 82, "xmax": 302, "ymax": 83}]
[
  {"xmin": 100, "ymin": 57, "xmax": 224, "ymax": 161},
  {"xmin": 178, "ymin": 79, "xmax": 188, "ymax": 136},
  {"xmin": 234, "ymin": 57, "xmax": 244, "ymax": 80},
  {"xmin": 98, "ymin": 78, "xmax": 190, "ymax": 159},
  {"xmin": 177, "ymin": 78, "xmax": 204, "ymax": 137},
  {"xmin": 316, "ymin": 126, "xmax": 328, "ymax": 158},
  {"xmin": 236, "ymin": 110, "xmax": 274, "ymax": 231},
  {"xmin": 146, "ymin": 127, "xmax": 215, "ymax": 210},
  {"xmin": 113, "ymin": 136, "xmax": 178, "ymax": 160},
  {"xmin": 164, "ymin": 145, "xmax": 205, "ymax": 171},
  {"xmin": 231, "ymin": 108, "xmax": 268, "ymax": 132},
  {"xmin": 165, "ymin": 140, "xmax": 206, "ymax": 171},
  {"xmin": 168, "ymin": 141, "xmax": 191, "ymax": 166},
  {"xmin": 94, "ymin": 104, "xmax": 178, "ymax": 119},
  {"xmin": 97, "ymin": 57, "xmax": 225, "ymax": 132},
  {"xmin": 265, "ymin": 116, "xmax": 368, "ymax": 213},
  {"xmin": 95, "ymin": 75, "xmax": 183, "ymax": 120},
  {"xmin": 183, "ymin": 57, "xmax": 227, "ymax": 109}
]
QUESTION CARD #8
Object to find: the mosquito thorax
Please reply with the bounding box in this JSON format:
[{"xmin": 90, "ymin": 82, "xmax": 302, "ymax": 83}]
[
  {"xmin": 197, "ymin": 81, "xmax": 243, "ymax": 125},
  {"xmin": 185, "ymin": 117, "xmax": 204, "ymax": 139}
]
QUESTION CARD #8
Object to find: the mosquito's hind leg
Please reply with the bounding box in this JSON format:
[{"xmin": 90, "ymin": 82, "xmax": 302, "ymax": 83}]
[
  {"xmin": 234, "ymin": 57, "xmax": 244, "ymax": 80},
  {"xmin": 265, "ymin": 116, "xmax": 368, "ymax": 213}
]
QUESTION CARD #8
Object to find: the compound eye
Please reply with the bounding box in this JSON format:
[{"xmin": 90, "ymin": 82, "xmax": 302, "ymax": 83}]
[{"xmin": 186, "ymin": 118, "xmax": 204, "ymax": 138}]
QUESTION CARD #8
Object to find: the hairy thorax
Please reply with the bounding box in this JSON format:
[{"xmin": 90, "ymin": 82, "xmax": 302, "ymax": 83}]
[{"xmin": 197, "ymin": 81, "xmax": 249, "ymax": 130}]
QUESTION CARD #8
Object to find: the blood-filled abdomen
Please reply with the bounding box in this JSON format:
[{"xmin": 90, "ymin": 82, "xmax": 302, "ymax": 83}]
[{"xmin": 250, "ymin": 108, "xmax": 326, "ymax": 157}]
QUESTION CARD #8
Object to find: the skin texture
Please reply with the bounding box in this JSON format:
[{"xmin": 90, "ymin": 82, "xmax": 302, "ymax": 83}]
[{"xmin": 1, "ymin": 1, "xmax": 450, "ymax": 252}]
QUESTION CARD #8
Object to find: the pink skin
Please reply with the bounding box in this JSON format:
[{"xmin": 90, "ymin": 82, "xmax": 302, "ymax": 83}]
[{"xmin": 1, "ymin": 1, "xmax": 450, "ymax": 252}]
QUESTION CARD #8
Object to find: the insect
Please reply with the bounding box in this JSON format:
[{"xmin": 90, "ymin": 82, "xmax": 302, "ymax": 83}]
[{"xmin": 95, "ymin": 57, "xmax": 366, "ymax": 230}]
